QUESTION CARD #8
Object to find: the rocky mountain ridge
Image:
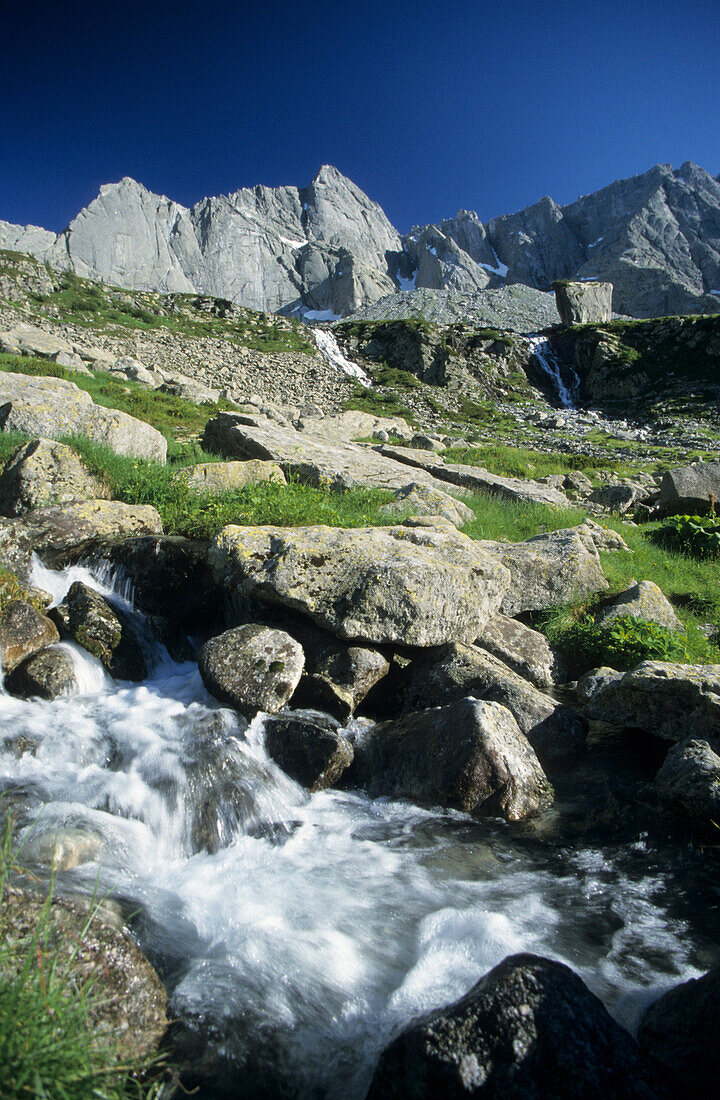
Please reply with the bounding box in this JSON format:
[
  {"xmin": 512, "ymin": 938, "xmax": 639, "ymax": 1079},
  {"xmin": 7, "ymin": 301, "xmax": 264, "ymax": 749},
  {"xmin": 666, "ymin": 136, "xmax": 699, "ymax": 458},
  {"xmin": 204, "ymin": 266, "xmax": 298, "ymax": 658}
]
[{"xmin": 4, "ymin": 162, "xmax": 720, "ymax": 321}]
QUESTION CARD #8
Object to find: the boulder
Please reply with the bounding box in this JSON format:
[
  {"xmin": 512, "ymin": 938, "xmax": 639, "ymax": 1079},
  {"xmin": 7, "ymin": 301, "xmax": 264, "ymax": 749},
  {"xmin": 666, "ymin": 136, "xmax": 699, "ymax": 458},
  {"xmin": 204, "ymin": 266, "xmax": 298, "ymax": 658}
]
[
  {"xmin": 295, "ymin": 643, "xmax": 390, "ymax": 721},
  {"xmin": 50, "ymin": 581, "xmax": 148, "ymax": 681},
  {"xmin": 0, "ymin": 437, "xmax": 107, "ymax": 516},
  {"xmin": 399, "ymin": 643, "xmax": 586, "ymax": 759},
  {"xmin": 595, "ymin": 580, "xmax": 684, "ymax": 633},
  {"xmin": 174, "ymin": 459, "xmax": 286, "ymax": 494},
  {"xmin": 581, "ymin": 661, "xmax": 720, "ymax": 741},
  {"xmin": 5, "ymin": 644, "xmax": 78, "ymax": 699},
  {"xmin": 198, "ymin": 624, "xmax": 304, "ymax": 718},
  {"xmin": 0, "ymin": 322, "xmax": 75, "ymax": 361},
  {"xmin": 581, "ymin": 518, "xmax": 631, "ymax": 552},
  {"xmin": 477, "ymin": 612, "xmax": 567, "ymax": 689},
  {"xmin": 99, "ymin": 536, "xmax": 218, "ymax": 629},
  {"xmin": 380, "ymin": 482, "xmax": 475, "ymax": 528},
  {"xmin": 6, "ymin": 500, "xmax": 163, "ymax": 569},
  {"xmin": 576, "ymin": 665, "xmax": 623, "ymax": 705},
  {"xmin": 350, "ymin": 697, "xmax": 553, "ymax": 821},
  {"xmin": 655, "ymin": 738, "xmax": 720, "ymax": 825},
  {"xmin": 369, "ymin": 952, "xmax": 661, "ymax": 1099},
  {"xmin": 657, "ymin": 462, "xmax": 720, "ymax": 515},
  {"xmin": 0, "ymin": 371, "xmax": 167, "ymax": 462},
  {"xmin": 638, "ymin": 966, "xmax": 720, "ymax": 1096},
  {"xmin": 588, "ymin": 483, "xmax": 646, "ymax": 514},
  {"xmin": 208, "ymin": 522, "xmax": 511, "ymax": 647},
  {"xmin": 109, "ymin": 355, "xmax": 157, "ymax": 385},
  {"xmin": 0, "ymin": 599, "xmax": 59, "ymax": 672},
  {"xmin": 202, "ymin": 414, "xmax": 452, "ymax": 494},
  {"xmin": 377, "ymin": 445, "xmax": 572, "ymax": 507},
  {"xmin": 263, "ymin": 710, "xmax": 354, "ymax": 791},
  {"xmin": 479, "ymin": 525, "xmax": 608, "ymax": 615},
  {"xmin": 554, "ymin": 280, "xmax": 613, "ymax": 324},
  {"xmin": 159, "ymin": 378, "xmax": 220, "ymax": 403}
]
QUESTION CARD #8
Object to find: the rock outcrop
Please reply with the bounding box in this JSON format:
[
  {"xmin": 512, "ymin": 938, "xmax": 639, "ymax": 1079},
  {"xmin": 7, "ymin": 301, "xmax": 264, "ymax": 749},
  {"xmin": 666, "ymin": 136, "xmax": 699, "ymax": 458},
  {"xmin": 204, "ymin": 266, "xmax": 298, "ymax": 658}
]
[
  {"xmin": 581, "ymin": 661, "xmax": 720, "ymax": 741},
  {"xmin": 554, "ymin": 280, "xmax": 613, "ymax": 324},
  {"xmin": 208, "ymin": 522, "xmax": 511, "ymax": 647},
  {"xmin": 0, "ymin": 438, "xmax": 108, "ymax": 516}
]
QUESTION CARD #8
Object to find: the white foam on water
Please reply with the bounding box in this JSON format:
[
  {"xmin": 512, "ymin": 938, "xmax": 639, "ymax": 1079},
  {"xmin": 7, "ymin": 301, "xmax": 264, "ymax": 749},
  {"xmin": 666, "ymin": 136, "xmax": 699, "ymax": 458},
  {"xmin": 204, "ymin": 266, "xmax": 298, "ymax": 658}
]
[
  {"xmin": 312, "ymin": 327, "xmax": 372, "ymax": 386},
  {"xmin": 527, "ymin": 335, "xmax": 581, "ymax": 407},
  {"xmin": 0, "ymin": 561, "xmax": 708, "ymax": 1096}
]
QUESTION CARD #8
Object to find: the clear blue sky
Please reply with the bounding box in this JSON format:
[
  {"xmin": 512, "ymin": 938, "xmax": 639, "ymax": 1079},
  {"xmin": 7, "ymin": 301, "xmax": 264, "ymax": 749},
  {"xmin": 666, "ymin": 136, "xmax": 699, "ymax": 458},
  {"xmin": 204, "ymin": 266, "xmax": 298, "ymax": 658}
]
[{"xmin": 3, "ymin": 0, "xmax": 718, "ymax": 234}]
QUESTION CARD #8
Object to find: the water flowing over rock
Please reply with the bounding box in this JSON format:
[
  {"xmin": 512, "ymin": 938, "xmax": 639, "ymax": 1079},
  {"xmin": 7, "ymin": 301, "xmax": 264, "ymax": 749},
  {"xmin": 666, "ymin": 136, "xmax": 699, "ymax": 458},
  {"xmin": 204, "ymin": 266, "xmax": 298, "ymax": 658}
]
[
  {"xmin": 350, "ymin": 697, "xmax": 554, "ymax": 821},
  {"xmin": 5, "ymin": 643, "xmax": 78, "ymax": 699},
  {"xmin": 198, "ymin": 624, "xmax": 305, "ymax": 718},
  {"xmin": 51, "ymin": 581, "xmax": 148, "ymax": 681},
  {"xmin": 208, "ymin": 522, "xmax": 511, "ymax": 646},
  {"xmin": 369, "ymin": 953, "xmax": 664, "ymax": 1098},
  {"xmin": 555, "ymin": 280, "xmax": 613, "ymax": 324}
]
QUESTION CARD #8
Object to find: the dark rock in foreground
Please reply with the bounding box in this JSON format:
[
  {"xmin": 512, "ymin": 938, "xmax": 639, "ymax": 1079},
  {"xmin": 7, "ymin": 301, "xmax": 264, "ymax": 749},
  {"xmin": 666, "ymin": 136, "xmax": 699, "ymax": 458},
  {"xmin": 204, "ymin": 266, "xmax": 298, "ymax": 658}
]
[
  {"xmin": 0, "ymin": 598, "xmax": 59, "ymax": 672},
  {"xmin": 369, "ymin": 953, "xmax": 664, "ymax": 1098},
  {"xmin": 638, "ymin": 966, "xmax": 720, "ymax": 1098},
  {"xmin": 263, "ymin": 710, "xmax": 354, "ymax": 791},
  {"xmin": 50, "ymin": 581, "xmax": 147, "ymax": 681},
  {"xmin": 5, "ymin": 644, "xmax": 78, "ymax": 699}
]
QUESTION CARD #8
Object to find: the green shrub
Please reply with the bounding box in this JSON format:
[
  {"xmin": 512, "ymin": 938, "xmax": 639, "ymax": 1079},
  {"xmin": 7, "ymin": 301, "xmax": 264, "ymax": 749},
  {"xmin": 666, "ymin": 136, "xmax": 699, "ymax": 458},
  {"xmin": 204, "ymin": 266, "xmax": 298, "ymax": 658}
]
[
  {"xmin": 539, "ymin": 611, "xmax": 693, "ymax": 677},
  {"xmin": 655, "ymin": 514, "xmax": 720, "ymax": 558}
]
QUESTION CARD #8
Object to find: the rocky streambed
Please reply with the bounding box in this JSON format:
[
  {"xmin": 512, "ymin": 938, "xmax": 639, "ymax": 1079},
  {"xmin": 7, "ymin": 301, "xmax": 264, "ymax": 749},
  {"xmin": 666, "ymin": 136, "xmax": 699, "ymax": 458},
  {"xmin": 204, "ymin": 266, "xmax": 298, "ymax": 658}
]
[{"xmin": 1, "ymin": 504, "xmax": 720, "ymax": 1097}]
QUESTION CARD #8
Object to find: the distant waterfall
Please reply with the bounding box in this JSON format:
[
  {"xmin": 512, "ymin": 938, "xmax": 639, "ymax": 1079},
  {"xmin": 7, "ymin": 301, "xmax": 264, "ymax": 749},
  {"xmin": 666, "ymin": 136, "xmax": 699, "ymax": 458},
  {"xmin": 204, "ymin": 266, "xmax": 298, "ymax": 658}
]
[
  {"xmin": 527, "ymin": 336, "xmax": 581, "ymax": 408},
  {"xmin": 312, "ymin": 328, "xmax": 371, "ymax": 387}
]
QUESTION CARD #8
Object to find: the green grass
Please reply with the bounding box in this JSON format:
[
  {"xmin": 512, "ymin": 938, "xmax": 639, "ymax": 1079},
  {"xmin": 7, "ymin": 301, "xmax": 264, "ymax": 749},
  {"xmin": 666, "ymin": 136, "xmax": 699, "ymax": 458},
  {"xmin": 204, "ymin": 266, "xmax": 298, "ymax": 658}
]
[
  {"xmin": 0, "ymin": 353, "xmax": 237, "ymax": 453},
  {"xmin": 64, "ymin": 436, "xmax": 397, "ymax": 538},
  {"xmin": 460, "ymin": 494, "xmax": 588, "ymax": 542},
  {"xmin": 343, "ymin": 383, "xmax": 419, "ymax": 425},
  {"xmin": 443, "ymin": 441, "xmax": 629, "ymax": 479},
  {"xmin": 0, "ymin": 816, "xmax": 165, "ymax": 1099}
]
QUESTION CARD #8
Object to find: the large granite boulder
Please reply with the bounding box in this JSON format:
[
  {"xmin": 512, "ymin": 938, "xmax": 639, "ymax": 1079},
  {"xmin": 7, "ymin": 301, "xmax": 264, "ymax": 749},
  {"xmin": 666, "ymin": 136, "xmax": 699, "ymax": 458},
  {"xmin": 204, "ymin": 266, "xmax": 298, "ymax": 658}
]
[
  {"xmin": 479, "ymin": 525, "xmax": 609, "ymax": 615},
  {"xmin": 380, "ymin": 482, "xmax": 475, "ymax": 528},
  {"xmin": 655, "ymin": 738, "xmax": 720, "ymax": 826},
  {"xmin": 0, "ymin": 371, "xmax": 167, "ymax": 462},
  {"xmin": 399, "ymin": 643, "xmax": 586, "ymax": 759},
  {"xmin": 208, "ymin": 521, "xmax": 511, "ymax": 647},
  {"xmin": 581, "ymin": 661, "xmax": 720, "ymax": 741},
  {"xmin": 595, "ymin": 580, "xmax": 684, "ymax": 633},
  {"xmin": 0, "ymin": 438, "xmax": 107, "ymax": 516},
  {"xmin": 350, "ymin": 697, "xmax": 554, "ymax": 821},
  {"xmin": 639, "ymin": 966, "xmax": 720, "ymax": 1097},
  {"xmin": 554, "ymin": 280, "xmax": 613, "ymax": 324},
  {"xmin": 3, "ymin": 500, "xmax": 163, "ymax": 573},
  {"xmin": 369, "ymin": 953, "xmax": 663, "ymax": 1098},
  {"xmin": 198, "ymin": 624, "xmax": 305, "ymax": 718},
  {"xmin": 0, "ymin": 599, "xmax": 59, "ymax": 672},
  {"xmin": 263, "ymin": 710, "xmax": 354, "ymax": 791},
  {"xmin": 657, "ymin": 462, "xmax": 720, "ymax": 515},
  {"xmin": 50, "ymin": 581, "xmax": 147, "ymax": 681},
  {"xmin": 0, "ymin": 322, "xmax": 77, "ymax": 361}
]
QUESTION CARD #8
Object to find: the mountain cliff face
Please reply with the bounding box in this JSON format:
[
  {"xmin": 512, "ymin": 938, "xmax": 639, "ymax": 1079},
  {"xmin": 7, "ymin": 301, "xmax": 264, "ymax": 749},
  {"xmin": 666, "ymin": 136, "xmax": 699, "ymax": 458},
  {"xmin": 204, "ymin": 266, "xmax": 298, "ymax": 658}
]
[{"xmin": 2, "ymin": 162, "xmax": 720, "ymax": 319}]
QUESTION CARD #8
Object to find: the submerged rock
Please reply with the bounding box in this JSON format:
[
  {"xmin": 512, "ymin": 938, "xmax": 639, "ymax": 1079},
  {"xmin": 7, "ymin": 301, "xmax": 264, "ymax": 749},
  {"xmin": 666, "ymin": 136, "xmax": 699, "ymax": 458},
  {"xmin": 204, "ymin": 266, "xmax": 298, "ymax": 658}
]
[
  {"xmin": 198, "ymin": 624, "xmax": 304, "ymax": 718},
  {"xmin": 369, "ymin": 952, "xmax": 661, "ymax": 1098},
  {"xmin": 263, "ymin": 710, "xmax": 354, "ymax": 791},
  {"xmin": 0, "ymin": 599, "xmax": 59, "ymax": 672},
  {"xmin": 208, "ymin": 521, "xmax": 510, "ymax": 647},
  {"xmin": 638, "ymin": 966, "xmax": 720, "ymax": 1097},
  {"xmin": 350, "ymin": 697, "xmax": 553, "ymax": 821},
  {"xmin": 50, "ymin": 581, "xmax": 148, "ymax": 681}
]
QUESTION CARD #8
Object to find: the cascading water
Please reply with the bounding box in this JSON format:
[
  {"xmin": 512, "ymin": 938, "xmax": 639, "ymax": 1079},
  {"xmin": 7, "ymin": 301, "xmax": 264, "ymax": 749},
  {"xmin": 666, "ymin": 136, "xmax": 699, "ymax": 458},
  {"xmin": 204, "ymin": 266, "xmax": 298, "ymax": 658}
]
[
  {"xmin": 312, "ymin": 328, "xmax": 372, "ymax": 387},
  {"xmin": 527, "ymin": 335, "xmax": 582, "ymax": 408},
  {"xmin": 1, "ymin": 562, "xmax": 717, "ymax": 1097}
]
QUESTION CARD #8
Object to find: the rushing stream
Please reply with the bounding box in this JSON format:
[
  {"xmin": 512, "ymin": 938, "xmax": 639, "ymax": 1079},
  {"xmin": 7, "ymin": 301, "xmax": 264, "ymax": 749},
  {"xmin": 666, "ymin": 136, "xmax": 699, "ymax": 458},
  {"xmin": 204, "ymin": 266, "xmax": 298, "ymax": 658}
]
[{"xmin": 1, "ymin": 563, "xmax": 718, "ymax": 1096}]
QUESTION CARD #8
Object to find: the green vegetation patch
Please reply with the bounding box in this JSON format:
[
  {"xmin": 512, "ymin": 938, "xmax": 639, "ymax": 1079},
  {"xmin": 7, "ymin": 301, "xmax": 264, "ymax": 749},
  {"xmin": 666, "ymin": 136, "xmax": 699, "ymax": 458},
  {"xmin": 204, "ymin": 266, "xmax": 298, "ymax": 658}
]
[
  {"xmin": 537, "ymin": 609, "xmax": 694, "ymax": 678},
  {"xmin": 654, "ymin": 514, "xmax": 720, "ymax": 558}
]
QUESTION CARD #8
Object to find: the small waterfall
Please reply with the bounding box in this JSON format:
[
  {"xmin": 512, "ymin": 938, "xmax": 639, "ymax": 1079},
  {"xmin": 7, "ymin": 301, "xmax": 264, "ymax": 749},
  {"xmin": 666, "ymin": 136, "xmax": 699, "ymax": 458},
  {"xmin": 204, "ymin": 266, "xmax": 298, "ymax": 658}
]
[
  {"xmin": 312, "ymin": 328, "xmax": 372, "ymax": 387},
  {"xmin": 527, "ymin": 335, "xmax": 581, "ymax": 408}
]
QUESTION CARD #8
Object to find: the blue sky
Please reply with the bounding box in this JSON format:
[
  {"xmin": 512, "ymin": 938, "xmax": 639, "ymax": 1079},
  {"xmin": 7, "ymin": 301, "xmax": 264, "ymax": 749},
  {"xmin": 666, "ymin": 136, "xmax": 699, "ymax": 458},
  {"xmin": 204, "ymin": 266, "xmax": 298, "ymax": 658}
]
[{"xmin": 3, "ymin": 0, "xmax": 718, "ymax": 234}]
